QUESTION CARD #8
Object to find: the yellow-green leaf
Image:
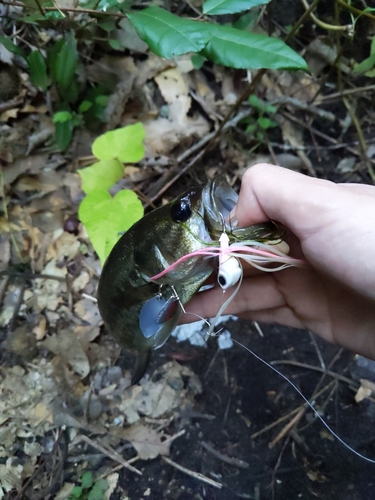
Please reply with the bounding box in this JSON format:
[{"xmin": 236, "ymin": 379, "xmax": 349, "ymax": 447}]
[
  {"xmin": 78, "ymin": 159, "xmax": 124, "ymax": 194},
  {"xmin": 78, "ymin": 189, "xmax": 143, "ymax": 264},
  {"xmin": 92, "ymin": 123, "xmax": 145, "ymax": 162}
]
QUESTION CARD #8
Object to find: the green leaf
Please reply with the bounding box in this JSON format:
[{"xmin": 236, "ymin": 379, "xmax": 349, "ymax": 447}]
[
  {"xmin": 191, "ymin": 54, "xmax": 205, "ymax": 69},
  {"xmin": 127, "ymin": 7, "xmax": 307, "ymax": 71},
  {"xmin": 127, "ymin": 7, "xmax": 209, "ymax": 58},
  {"xmin": 353, "ymin": 52, "xmax": 375, "ymax": 74},
  {"xmin": 81, "ymin": 471, "xmax": 94, "ymax": 490},
  {"xmin": 89, "ymin": 479, "xmax": 108, "ymax": 499},
  {"xmin": 78, "ymin": 189, "xmax": 144, "ymax": 264},
  {"xmin": 249, "ymin": 94, "xmax": 263, "ymax": 110},
  {"xmin": 54, "ymin": 119, "xmax": 73, "ymax": 151},
  {"xmin": 28, "ymin": 50, "xmax": 49, "ymax": 91},
  {"xmin": 78, "ymin": 159, "xmax": 124, "ymax": 194},
  {"xmin": 93, "ymin": 479, "xmax": 108, "ymax": 492},
  {"xmin": 258, "ymin": 116, "xmax": 277, "ymax": 129},
  {"xmin": 53, "ymin": 111, "xmax": 72, "ymax": 123},
  {"xmin": 0, "ymin": 35, "xmax": 26, "ymax": 59},
  {"xmin": 203, "ymin": 0, "xmax": 270, "ymax": 15},
  {"xmin": 109, "ymin": 39, "xmax": 122, "ymax": 50},
  {"xmin": 199, "ymin": 24, "xmax": 309, "ymax": 70},
  {"xmin": 79, "ymin": 100, "xmax": 92, "ymax": 113},
  {"xmin": 92, "ymin": 123, "xmax": 145, "ymax": 163},
  {"xmin": 245, "ymin": 123, "xmax": 257, "ymax": 133},
  {"xmin": 49, "ymin": 37, "xmax": 78, "ymax": 90},
  {"xmin": 70, "ymin": 485, "xmax": 83, "ymax": 497},
  {"xmin": 232, "ymin": 10, "xmax": 258, "ymax": 30}
]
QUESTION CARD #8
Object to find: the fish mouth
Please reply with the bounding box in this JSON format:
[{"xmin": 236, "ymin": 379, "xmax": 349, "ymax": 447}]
[{"xmin": 202, "ymin": 176, "xmax": 238, "ymax": 233}]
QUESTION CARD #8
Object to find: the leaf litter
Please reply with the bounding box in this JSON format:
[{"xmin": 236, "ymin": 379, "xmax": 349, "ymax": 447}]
[{"xmin": 1, "ymin": 3, "xmax": 375, "ymax": 498}]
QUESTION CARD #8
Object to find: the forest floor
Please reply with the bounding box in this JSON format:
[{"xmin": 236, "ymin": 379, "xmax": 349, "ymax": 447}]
[{"xmin": 1, "ymin": 1, "xmax": 375, "ymax": 499}]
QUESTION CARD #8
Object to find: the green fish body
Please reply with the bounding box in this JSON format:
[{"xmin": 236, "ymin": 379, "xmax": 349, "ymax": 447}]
[{"xmin": 97, "ymin": 177, "xmax": 281, "ymax": 384}]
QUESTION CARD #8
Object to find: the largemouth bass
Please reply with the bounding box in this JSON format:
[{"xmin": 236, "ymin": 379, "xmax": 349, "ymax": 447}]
[{"xmin": 97, "ymin": 176, "xmax": 282, "ymax": 384}]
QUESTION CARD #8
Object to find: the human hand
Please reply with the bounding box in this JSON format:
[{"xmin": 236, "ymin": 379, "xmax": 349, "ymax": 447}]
[{"xmin": 185, "ymin": 164, "xmax": 375, "ymax": 358}]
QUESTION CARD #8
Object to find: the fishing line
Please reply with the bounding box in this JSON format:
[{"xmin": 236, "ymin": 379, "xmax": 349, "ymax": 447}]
[{"xmin": 230, "ymin": 337, "xmax": 375, "ymax": 464}]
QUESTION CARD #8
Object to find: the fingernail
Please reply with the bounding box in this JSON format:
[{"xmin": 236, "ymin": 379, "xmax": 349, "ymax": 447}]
[{"xmin": 229, "ymin": 206, "xmax": 238, "ymax": 228}]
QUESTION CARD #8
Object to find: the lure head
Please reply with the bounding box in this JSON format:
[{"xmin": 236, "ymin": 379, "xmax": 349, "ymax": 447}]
[{"xmin": 97, "ymin": 175, "xmax": 282, "ymax": 384}]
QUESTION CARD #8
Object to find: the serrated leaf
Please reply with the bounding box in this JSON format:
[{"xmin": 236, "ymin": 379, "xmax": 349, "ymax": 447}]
[
  {"xmin": 127, "ymin": 7, "xmax": 209, "ymax": 58},
  {"xmin": 199, "ymin": 24, "xmax": 309, "ymax": 70},
  {"xmin": 127, "ymin": 7, "xmax": 307, "ymax": 71},
  {"xmin": 78, "ymin": 159, "xmax": 124, "ymax": 194},
  {"xmin": 78, "ymin": 189, "xmax": 143, "ymax": 264},
  {"xmin": 28, "ymin": 50, "xmax": 49, "ymax": 90},
  {"xmin": 203, "ymin": 0, "xmax": 270, "ymax": 15},
  {"xmin": 92, "ymin": 123, "xmax": 145, "ymax": 163}
]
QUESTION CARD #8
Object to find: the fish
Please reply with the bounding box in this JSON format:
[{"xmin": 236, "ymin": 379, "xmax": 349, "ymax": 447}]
[{"xmin": 97, "ymin": 176, "xmax": 283, "ymax": 384}]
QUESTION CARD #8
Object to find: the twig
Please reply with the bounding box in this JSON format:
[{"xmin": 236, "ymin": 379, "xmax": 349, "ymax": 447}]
[
  {"xmin": 201, "ymin": 441, "xmax": 249, "ymax": 469},
  {"xmin": 14, "ymin": 428, "xmax": 68, "ymax": 500},
  {"xmin": 0, "ymin": 270, "xmax": 66, "ymax": 282},
  {"xmin": 320, "ymin": 85, "xmax": 375, "ymax": 101},
  {"xmin": 163, "ymin": 429, "xmax": 186, "ymax": 445},
  {"xmin": 308, "ymin": 330, "xmax": 325, "ymax": 370},
  {"xmin": 147, "ymin": 109, "xmax": 252, "ymax": 203},
  {"xmin": 271, "ymin": 96, "xmax": 345, "ymax": 127},
  {"xmin": 73, "ymin": 434, "xmax": 142, "ymax": 475},
  {"xmin": 268, "ymin": 401, "xmax": 313, "ymax": 449},
  {"xmin": 271, "ymin": 435, "xmax": 290, "ymax": 500},
  {"xmin": 342, "ymin": 96, "xmax": 375, "ymax": 180},
  {"xmin": 0, "ymin": 0, "xmax": 125, "ymax": 17},
  {"xmin": 162, "ymin": 456, "xmax": 223, "ymax": 489},
  {"xmin": 280, "ymin": 109, "xmax": 375, "ymax": 172},
  {"xmin": 270, "ymin": 359, "xmax": 358, "ymax": 388},
  {"xmin": 300, "ymin": 0, "xmax": 350, "ymax": 31},
  {"xmin": 337, "ymin": 0, "xmax": 375, "ymax": 21},
  {"xmin": 250, "ymin": 377, "xmax": 344, "ymax": 440}
]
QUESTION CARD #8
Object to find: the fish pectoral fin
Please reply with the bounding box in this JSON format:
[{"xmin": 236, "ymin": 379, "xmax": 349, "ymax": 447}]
[
  {"xmin": 132, "ymin": 350, "xmax": 152, "ymax": 385},
  {"xmin": 139, "ymin": 295, "xmax": 179, "ymax": 339}
]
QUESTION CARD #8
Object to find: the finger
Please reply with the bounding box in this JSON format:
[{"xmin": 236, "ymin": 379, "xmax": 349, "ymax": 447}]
[
  {"xmin": 233, "ymin": 164, "xmax": 340, "ymax": 240},
  {"xmin": 238, "ymin": 306, "xmax": 305, "ymax": 330},
  {"xmin": 182, "ymin": 273, "xmax": 286, "ymax": 324}
]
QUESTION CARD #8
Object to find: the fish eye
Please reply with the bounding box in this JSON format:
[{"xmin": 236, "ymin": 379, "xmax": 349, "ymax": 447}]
[{"xmin": 170, "ymin": 195, "xmax": 193, "ymax": 222}]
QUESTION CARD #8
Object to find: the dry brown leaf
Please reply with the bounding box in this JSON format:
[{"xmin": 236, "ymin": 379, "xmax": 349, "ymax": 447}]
[
  {"xmin": 118, "ymin": 361, "xmax": 202, "ymax": 424},
  {"xmin": 41, "ymin": 329, "xmax": 91, "ymax": 378},
  {"xmin": 143, "ymin": 66, "xmax": 209, "ymax": 156},
  {"xmin": 120, "ymin": 424, "xmax": 170, "ymax": 460},
  {"xmin": 355, "ymin": 379, "xmax": 375, "ymax": 403}
]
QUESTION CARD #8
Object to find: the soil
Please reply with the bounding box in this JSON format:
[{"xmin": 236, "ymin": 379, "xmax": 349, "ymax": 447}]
[{"xmin": 113, "ymin": 320, "xmax": 375, "ymax": 500}]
